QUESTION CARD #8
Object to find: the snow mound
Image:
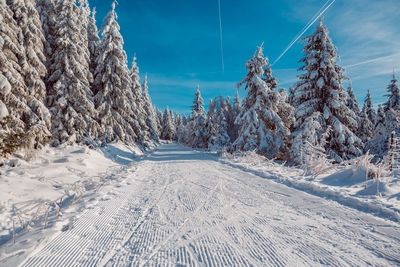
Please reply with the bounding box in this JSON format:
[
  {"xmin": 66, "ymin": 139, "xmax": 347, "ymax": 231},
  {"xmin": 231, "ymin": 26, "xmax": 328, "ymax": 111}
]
[
  {"xmin": 321, "ymin": 167, "xmax": 366, "ymax": 187},
  {"xmin": 357, "ymin": 181, "xmax": 395, "ymax": 197},
  {"xmin": 101, "ymin": 142, "xmax": 143, "ymax": 165}
]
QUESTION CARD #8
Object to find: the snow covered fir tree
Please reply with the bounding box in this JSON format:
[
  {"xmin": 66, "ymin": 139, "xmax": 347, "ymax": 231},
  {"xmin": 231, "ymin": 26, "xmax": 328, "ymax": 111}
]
[
  {"xmin": 366, "ymin": 73, "xmax": 400, "ymax": 158},
  {"xmin": 232, "ymin": 45, "xmax": 293, "ymax": 160},
  {"xmin": 0, "ymin": 0, "xmax": 51, "ymax": 155},
  {"xmin": 186, "ymin": 86, "xmax": 207, "ymax": 148},
  {"xmin": 290, "ymin": 19, "xmax": 362, "ymax": 163}
]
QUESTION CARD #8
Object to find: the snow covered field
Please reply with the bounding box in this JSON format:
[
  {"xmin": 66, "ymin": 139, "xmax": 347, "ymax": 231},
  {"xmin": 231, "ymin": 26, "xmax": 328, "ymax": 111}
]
[{"xmin": 1, "ymin": 143, "xmax": 400, "ymax": 266}]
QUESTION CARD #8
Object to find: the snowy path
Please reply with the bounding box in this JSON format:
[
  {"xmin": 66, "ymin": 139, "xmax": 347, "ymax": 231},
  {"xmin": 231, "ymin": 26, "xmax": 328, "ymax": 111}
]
[{"xmin": 21, "ymin": 143, "xmax": 400, "ymax": 266}]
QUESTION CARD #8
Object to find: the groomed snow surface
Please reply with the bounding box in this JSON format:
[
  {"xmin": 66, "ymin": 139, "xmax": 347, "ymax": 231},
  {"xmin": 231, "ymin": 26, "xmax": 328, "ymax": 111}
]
[{"xmin": 1, "ymin": 143, "xmax": 400, "ymax": 266}]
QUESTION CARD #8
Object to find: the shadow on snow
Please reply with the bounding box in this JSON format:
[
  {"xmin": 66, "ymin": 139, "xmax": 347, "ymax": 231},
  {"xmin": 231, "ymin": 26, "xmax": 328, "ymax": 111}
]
[{"xmin": 147, "ymin": 144, "xmax": 217, "ymax": 162}]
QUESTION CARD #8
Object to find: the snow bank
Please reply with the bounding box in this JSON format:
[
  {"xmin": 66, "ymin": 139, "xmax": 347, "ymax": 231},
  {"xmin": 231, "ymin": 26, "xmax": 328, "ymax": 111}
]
[
  {"xmin": 321, "ymin": 167, "xmax": 366, "ymax": 187},
  {"xmin": 219, "ymin": 152, "xmax": 400, "ymax": 222},
  {"xmin": 0, "ymin": 142, "xmax": 144, "ymax": 246}
]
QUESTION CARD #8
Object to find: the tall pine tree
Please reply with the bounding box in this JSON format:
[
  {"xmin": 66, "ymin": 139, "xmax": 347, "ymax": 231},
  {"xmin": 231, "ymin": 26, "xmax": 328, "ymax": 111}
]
[
  {"xmin": 362, "ymin": 89, "xmax": 376, "ymax": 125},
  {"xmin": 0, "ymin": 0, "xmax": 28, "ymax": 153},
  {"xmin": 141, "ymin": 73, "xmax": 159, "ymax": 142},
  {"xmin": 188, "ymin": 86, "xmax": 207, "ymax": 148},
  {"xmin": 86, "ymin": 5, "xmax": 99, "ymax": 76},
  {"xmin": 291, "ymin": 19, "xmax": 362, "ymax": 162},
  {"xmin": 35, "ymin": 0, "xmax": 56, "ymax": 67},
  {"xmin": 45, "ymin": 0, "xmax": 99, "ymax": 145},
  {"xmin": 93, "ymin": 2, "xmax": 138, "ymax": 144},
  {"xmin": 128, "ymin": 55, "xmax": 149, "ymax": 146},
  {"xmin": 346, "ymin": 81, "xmax": 361, "ymax": 118},
  {"xmin": 7, "ymin": 0, "xmax": 52, "ymax": 148},
  {"xmin": 384, "ymin": 72, "xmax": 400, "ymax": 111},
  {"xmin": 161, "ymin": 106, "xmax": 175, "ymax": 140},
  {"xmin": 233, "ymin": 45, "xmax": 293, "ymax": 159}
]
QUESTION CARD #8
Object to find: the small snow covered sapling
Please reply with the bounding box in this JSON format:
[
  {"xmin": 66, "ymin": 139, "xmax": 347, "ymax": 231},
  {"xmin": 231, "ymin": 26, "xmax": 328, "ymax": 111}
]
[{"xmin": 386, "ymin": 131, "xmax": 400, "ymax": 175}]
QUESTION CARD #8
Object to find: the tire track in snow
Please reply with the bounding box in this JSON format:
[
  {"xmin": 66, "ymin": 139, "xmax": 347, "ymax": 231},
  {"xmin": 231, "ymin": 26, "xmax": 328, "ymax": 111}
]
[
  {"xmin": 21, "ymin": 143, "xmax": 400, "ymax": 266},
  {"xmin": 129, "ymin": 166, "xmax": 226, "ymax": 266}
]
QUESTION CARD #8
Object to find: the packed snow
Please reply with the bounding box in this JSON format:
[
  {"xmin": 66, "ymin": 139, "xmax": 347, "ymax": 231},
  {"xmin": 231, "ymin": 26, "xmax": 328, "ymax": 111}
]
[{"xmin": 1, "ymin": 143, "xmax": 400, "ymax": 266}]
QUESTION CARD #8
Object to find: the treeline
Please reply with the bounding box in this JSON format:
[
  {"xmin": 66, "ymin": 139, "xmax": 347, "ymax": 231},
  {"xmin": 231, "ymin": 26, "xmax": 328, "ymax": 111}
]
[
  {"xmin": 0, "ymin": 0, "xmax": 159, "ymax": 156},
  {"xmin": 1, "ymin": 0, "xmax": 398, "ymax": 165},
  {"xmin": 160, "ymin": 20, "xmax": 400, "ymax": 164}
]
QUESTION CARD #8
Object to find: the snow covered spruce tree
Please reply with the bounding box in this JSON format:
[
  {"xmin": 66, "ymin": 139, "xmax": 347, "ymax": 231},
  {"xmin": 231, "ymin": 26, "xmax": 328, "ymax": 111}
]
[
  {"xmin": 36, "ymin": 0, "xmax": 56, "ymax": 65},
  {"xmin": 346, "ymin": 81, "xmax": 361, "ymax": 118},
  {"xmin": 93, "ymin": 2, "xmax": 141, "ymax": 145},
  {"xmin": 155, "ymin": 108, "xmax": 163, "ymax": 136},
  {"xmin": 187, "ymin": 86, "xmax": 207, "ymax": 148},
  {"xmin": 206, "ymin": 97, "xmax": 231, "ymax": 151},
  {"xmin": 375, "ymin": 105, "xmax": 385, "ymax": 131},
  {"xmin": 141, "ymin": 73, "xmax": 159, "ymax": 142},
  {"xmin": 161, "ymin": 106, "xmax": 176, "ymax": 141},
  {"xmin": 384, "ymin": 72, "xmax": 400, "ymax": 112},
  {"xmin": 44, "ymin": 0, "xmax": 99, "ymax": 145},
  {"xmin": 204, "ymin": 99, "xmax": 217, "ymax": 148},
  {"xmin": 290, "ymin": 112, "xmax": 330, "ymax": 165},
  {"xmin": 0, "ymin": 0, "xmax": 51, "ymax": 155},
  {"xmin": 176, "ymin": 112, "xmax": 189, "ymax": 145},
  {"xmin": 0, "ymin": 0, "xmax": 27, "ymax": 154},
  {"xmin": 357, "ymin": 107, "xmax": 374, "ymax": 144},
  {"xmin": 290, "ymin": 19, "xmax": 362, "ymax": 163},
  {"xmin": 7, "ymin": 0, "xmax": 52, "ymax": 148},
  {"xmin": 366, "ymin": 74, "xmax": 400, "ymax": 157},
  {"xmin": 363, "ymin": 89, "xmax": 376, "ymax": 125},
  {"xmin": 128, "ymin": 56, "xmax": 151, "ymax": 146},
  {"xmin": 225, "ymin": 90, "xmax": 241, "ymax": 142},
  {"xmin": 232, "ymin": 44, "xmax": 294, "ymax": 159},
  {"xmin": 262, "ymin": 61, "xmax": 278, "ymax": 91},
  {"xmin": 366, "ymin": 108, "xmax": 400, "ymax": 158},
  {"xmin": 86, "ymin": 5, "xmax": 99, "ymax": 76}
]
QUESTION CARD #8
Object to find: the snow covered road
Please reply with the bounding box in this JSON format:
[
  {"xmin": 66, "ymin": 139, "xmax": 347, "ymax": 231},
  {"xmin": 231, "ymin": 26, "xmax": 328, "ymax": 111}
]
[{"xmin": 21, "ymin": 143, "xmax": 400, "ymax": 266}]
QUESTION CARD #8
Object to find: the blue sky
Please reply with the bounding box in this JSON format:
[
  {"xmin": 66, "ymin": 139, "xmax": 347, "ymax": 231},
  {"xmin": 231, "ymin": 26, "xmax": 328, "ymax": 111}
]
[{"xmin": 90, "ymin": 0, "xmax": 400, "ymax": 114}]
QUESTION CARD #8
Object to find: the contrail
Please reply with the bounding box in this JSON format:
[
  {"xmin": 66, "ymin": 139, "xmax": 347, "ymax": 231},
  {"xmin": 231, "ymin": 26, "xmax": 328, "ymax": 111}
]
[
  {"xmin": 344, "ymin": 52, "xmax": 400, "ymax": 68},
  {"xmin": 271, "ymin": 0, "xmax": 336, "ymax": 66},
  {"xmin": 217, "ymin": 0, "xmax": 225, "ymax": 72},
  {"xmin": 290, "ymin": 0, "xmax": 331, "ymax": 47}
]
